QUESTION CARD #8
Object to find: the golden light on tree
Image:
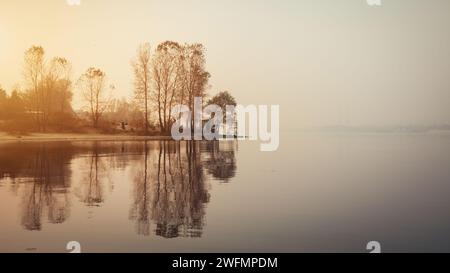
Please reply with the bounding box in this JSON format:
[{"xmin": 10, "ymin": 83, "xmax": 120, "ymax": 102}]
[
  {"xmin": 21, "ymin": 46, "xmax": 75, "ymax": 132},
  {"xmin": 131, "ymin": 43, "xmax": 152, "ymax": 134},
  {"xmin": 2, "ymin": 42, "xmax": 233, "ymax": 135},
  {"xmin": 78, "ymin": 67, "xmax": 112, "ymax": 128},
  {"xmin": 152, "ymin": 41, "xmax": 183, "ymax": 134}
]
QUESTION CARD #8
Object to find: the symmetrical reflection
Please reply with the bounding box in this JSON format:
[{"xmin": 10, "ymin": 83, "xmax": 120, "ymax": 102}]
[
  {"xmin": 0, "ymin": 143, "xmax": 74, "ymax": 230},
  {"xmin": 75, "ymin": 143, "xmax": 107, "ymax": 207},
  {"xmin": 0, "ymin": 140, "xmax": 237, "ymax": 237},
  {"xmin": 130, "ymin": 141, "xmax": 209, "ymax": 238},
  {"xmin": 203, "ymin": 141, "xmax": 237, "ymax": 183}
]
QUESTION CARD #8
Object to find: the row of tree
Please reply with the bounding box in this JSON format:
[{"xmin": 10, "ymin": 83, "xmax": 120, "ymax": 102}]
[
  {"xmin": 132, "ymin": 42, "xmax": 211, "ymax": 134},
  {"xmin": 23, "ymin": 46, "xmax": 74, "ymax": 131},
  {"xmin": 0, "ymin": 46, "xmax": 77, "ymax": 132},
  {"xmin": 0, "ymin": 42, "xmax": 236, "ymax": 134}
]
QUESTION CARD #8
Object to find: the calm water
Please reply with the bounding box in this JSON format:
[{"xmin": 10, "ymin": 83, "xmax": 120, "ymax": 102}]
[{"xmin": 1, "ymin": 133, "xmax": 450, "ymax": 253}]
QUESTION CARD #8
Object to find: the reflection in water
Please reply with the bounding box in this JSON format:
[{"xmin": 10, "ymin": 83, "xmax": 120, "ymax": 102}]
[
  {"xmin": 3, "ymin": 136, "xmax": 450, "ymax": 253},
  {"xmin": 0, "ymin": 143, "xmax": 73, "ymax": 230},
  {"xmin": 129, "ymin": 141, "xmax": 210, "ymax": 238},
  {"xmin": 203, "ymin": 141, "xmax": 237, "ymax": 183},
  {"xmin": 0, "ymin": 140, "xmax": 237, "ymax": 237},
  {"xmin": 75, "ymin": 143, "xmax": 106, "ymax": 207}
]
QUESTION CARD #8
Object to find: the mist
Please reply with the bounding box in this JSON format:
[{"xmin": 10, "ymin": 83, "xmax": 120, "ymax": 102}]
[{"xmin": 0, "ymin": 0, "xmax": 449, "ymax": 129}]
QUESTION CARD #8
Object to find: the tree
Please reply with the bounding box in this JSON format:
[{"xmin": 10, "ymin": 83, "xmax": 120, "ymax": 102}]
[
  {"xmin": 132, "ymin": 43, "xmax": 152, "ymax": 134},
  {"xmin": 207, "ymin": 91, "xmax": 237, "ymax": 110},
  {"xmin": 0, "ymin": 86, "xmax": 6, "ymax": 118},
  {"xmin": 179, "ymin": 43, "xmax": 210, "ymax": 134},
  {"xmin": 42, "ymin": 57, "xmax": 73, "ymax": 129},
  {"xmin": 206, "ymin": 91, "xmax": 237, "ymax": 136},
  {"xmin": 78, "ymin": 67, "xmax": 111, "ymax": 128},
  {"xmin": 0, "ymin": 86, "xmax": 6, "ymax": 99},
  {"xmin": 23, "ymin": 46, "xmax": 74, "ymax": 131},
  {"xmin": 152, "ymin": 41, "xmax": 183, "ymax": 133},
  {"xmin": 23, "ymin": 46, "xmax": 45, "ymax": 130},
  {"xmin": 6, "ymin": 90, "xmax": 26, "ymax": 121},
  {"xmin": 47, "ymin": 57, "xmax": 73, "ymax": 114}
]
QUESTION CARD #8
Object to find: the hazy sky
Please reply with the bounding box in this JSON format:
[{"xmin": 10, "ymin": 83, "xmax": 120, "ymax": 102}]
[{"xmin": 1, "ymin": 0, "xmax": 449, "ymax": 128}]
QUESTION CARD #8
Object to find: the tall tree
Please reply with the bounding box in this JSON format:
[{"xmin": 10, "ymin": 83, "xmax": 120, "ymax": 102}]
[
  {"xmin": 42, "ymin": 57, "xmax": 73, "ymax": 128},
  {"xmin": 152, "ymin": 41, "xmax": 183, "ymax": 133},
  {"xmin": 23, "ymin": 46, "xmax": 74, "ymax": 131},
  {"xmin": 47, "ymin": 57, "xmax": 72, "ymax": 114},
  {"xmin": 132, "ymin": 43, "xmax": 152, "ymax": 134},
  {"xmin": 23, "ymin": 46, "xmax": 45, "ymax": 130},
  {"xmin": 78, "ymin": 67, "xmax": 111, "ymax": 128},
  {"xmin": 180, "ymin": 44, "xmax": 210, "ymax": 134}
]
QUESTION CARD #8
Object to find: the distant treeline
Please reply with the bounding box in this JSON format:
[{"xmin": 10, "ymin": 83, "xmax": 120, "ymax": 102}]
[
  {"xmin": 314, "ymin": 125, "xmax": 450, "ymax": 133},
  {"xmin": 0, "ymin": 42, "xmax": 236, "ymax": 135}
]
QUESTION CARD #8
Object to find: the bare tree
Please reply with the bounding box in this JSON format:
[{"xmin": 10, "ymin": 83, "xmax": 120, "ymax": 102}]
[
  {"xmin": 132, "ymin": 43, "xmax": 152, "ymax": 134},
  {"xmin": 23, "ymin": 46, "xmax": 74, "ymax": 131},
  {"xmin": 42, "ymin": 57, "xmax": 73, "ymax": 128},
  {"xmin": 179, "ymin": 44, "xmax": 210, "ymax": 134},
  {"xmin": 78, "ymin": 67, "xmax": 111, "ymax": 128},
  {"xmin": 152, "ymin": 41, "xmax": 183, "ymax": 134},
  {"xmin": 23, "ymin": 46, "xmax": 45, "ymax": 131},
  {"xmin": 48, "ymin": 57, "xmax": 72, "ymax": 114}
]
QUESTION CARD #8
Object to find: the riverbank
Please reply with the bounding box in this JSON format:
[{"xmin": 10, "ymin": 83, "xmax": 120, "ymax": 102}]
[{"xmin": 0, "ymin": 132, "xmax": 173, "ymax": 142}]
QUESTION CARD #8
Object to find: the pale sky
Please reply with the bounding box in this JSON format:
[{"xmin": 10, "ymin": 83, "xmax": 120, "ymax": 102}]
[{"xmin": 1, "ymin": 0, "xmax": 450, "ymax": 128}]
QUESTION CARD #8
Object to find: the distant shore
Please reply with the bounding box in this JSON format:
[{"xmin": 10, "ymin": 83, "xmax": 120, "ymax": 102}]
[{"xmin": 0, "ymin": 132, "xmax": 173, "ymax": 143}]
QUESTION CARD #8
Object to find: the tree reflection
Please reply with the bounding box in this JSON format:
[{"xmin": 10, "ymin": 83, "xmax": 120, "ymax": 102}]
[
  {"xmin": 0, "ymin": 143, "xmax": 73, "ymax": 231},
  {"xmin": 75, "ymin": 142, "xmax": 108, "ymax": 207},
  {"xmin": 130, "ymin": 141, "xmax": 209, "ymax": 238},
  {"xmin": 152, "ymin": 141, "xmax": 208, "ymax": 238},
  {"xmin": 202, "ymin": 141, "xmax": 237, "ymax": 183},
  {"xmin": 0, "ymin": 140, "xmax": 238, "ymax": 234},
  {"xmin": 130, "ymin": 140, "xmax": 237, "ymax": 238},
  {"xmin": 130, "ymin": 141, "xmax": 152, "ymax": 236}
]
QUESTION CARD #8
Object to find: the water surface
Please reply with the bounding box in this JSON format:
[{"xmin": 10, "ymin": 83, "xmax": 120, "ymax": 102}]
[{"xmin": 1, "ymin": 133, "xmax": 450, "ymax": 252}]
